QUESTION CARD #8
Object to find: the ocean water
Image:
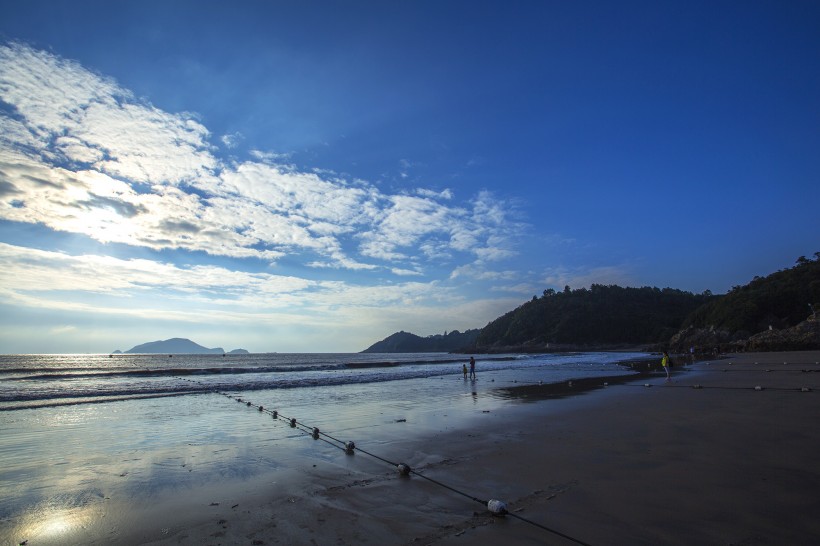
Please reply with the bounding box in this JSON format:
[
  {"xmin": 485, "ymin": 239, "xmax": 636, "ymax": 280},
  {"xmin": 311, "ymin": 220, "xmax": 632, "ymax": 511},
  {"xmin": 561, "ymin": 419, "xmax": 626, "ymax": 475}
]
[
  {"xmin": 0, "ymin": 352, "xmax": 645, "ymax": 412},
  {"xmin": 0, "ymin": 351, "xmax": 646, "ymax": 544}
]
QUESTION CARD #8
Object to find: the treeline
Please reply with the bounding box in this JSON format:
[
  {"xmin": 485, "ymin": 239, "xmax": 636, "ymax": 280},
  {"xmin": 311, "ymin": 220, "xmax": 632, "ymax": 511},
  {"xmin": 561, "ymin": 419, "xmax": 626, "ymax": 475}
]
[
  {"xmin": 474, "ymin": 285, "xmax": 713, "ymax": 351},
  {"xmin": 362, "ymin": 253, "xmax": 820, "ymax": 353},
  {"xmin": 682, "ymin": 253, "xmax": 820, "ymax": 335}
]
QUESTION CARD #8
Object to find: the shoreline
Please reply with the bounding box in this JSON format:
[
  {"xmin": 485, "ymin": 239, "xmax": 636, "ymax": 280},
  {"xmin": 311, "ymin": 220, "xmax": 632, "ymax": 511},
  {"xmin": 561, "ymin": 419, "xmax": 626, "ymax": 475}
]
[
  {"xmin": 142, "ymin": 350, "xmax": 819, "ymax": 545},
  {"xmin": 5, "ymin": 351, "xmax": 819, "ymax": 545}
]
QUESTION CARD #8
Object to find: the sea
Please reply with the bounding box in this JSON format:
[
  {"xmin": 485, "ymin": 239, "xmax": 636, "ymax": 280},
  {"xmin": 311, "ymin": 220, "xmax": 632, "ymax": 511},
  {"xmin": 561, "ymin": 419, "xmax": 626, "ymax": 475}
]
[{"xmin": 0, "ymin": 351, "xmax": 648, "ymax": 544}]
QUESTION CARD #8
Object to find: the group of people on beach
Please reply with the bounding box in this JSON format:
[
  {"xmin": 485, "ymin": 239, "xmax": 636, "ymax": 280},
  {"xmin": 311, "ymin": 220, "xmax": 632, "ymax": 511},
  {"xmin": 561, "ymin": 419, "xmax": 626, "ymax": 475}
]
[
  {"xmin": 462, "ymin": 356, "xmax": 476, "ymax": 380},
  {"xmin": 464, "ymin": 353, "xmax": 677, "ymax": 383}
]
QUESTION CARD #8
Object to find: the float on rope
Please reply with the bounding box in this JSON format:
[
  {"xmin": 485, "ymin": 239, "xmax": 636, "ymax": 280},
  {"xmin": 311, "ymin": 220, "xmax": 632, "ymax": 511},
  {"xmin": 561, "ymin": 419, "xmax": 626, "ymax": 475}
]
[
  {"xmin": 487, "ymin": 499, "xmax": 508, "ymax": 516},
  {"xmin": 165, "ymin": 372, "xmax": 591, "ymax": 545}
]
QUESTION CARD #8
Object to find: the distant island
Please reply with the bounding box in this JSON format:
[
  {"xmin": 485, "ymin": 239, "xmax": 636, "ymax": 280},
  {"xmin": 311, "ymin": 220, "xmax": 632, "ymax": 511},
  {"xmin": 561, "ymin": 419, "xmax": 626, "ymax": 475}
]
[{"xmin": 113, "ymin": 338, "xmax": 249, "ymax": 354}]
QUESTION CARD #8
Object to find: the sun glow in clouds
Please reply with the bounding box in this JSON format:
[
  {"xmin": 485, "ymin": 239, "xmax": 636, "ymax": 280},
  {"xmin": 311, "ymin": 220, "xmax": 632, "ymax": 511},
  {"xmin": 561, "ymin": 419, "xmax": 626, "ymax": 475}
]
[{"xmin": 0, "ymin": 42, "xmax": 526, "ymax": 351}]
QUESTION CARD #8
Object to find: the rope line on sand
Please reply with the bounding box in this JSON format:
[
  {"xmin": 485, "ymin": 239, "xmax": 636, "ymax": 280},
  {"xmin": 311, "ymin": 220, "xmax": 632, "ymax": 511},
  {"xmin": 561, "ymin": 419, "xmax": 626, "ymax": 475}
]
[
  {"xmin": 167, "ymin": 358, "xmax": 817, "ymax": 545},
  {"xmin": 173, "ymin": 375, "xmax": 592, "ymax": 546}
]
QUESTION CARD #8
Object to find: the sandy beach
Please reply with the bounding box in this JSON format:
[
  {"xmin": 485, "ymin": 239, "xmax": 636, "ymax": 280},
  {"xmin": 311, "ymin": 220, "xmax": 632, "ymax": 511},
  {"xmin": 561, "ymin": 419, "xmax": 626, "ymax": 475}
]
[
  {"xmin": 105, "ymin": 350, "xmax": 816, "ymax": 546},
  {"xmin": 5, "ymin": 351, "xmax": 819, "ymax": 545}
]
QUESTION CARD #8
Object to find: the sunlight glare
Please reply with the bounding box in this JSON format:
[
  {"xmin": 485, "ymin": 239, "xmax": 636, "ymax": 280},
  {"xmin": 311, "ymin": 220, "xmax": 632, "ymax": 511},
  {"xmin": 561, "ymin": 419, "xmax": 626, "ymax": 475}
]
[{"xmin": 67, "ymin": 206, "xmax": 135, "ymax": 244}]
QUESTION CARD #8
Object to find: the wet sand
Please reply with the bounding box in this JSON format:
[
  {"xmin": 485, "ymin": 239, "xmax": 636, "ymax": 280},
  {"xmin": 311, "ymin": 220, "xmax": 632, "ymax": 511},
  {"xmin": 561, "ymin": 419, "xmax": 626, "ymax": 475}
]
[{"xmin": 122, "ymin": 350, "xmax": 820, "ymax": 545}]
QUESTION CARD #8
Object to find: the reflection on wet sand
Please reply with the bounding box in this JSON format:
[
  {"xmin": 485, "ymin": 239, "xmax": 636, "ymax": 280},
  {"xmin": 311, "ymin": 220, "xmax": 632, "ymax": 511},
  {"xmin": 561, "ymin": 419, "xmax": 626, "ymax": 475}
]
[{"xmin": 16, "ymin": 503, "xmax": 99, "ymax": 545}]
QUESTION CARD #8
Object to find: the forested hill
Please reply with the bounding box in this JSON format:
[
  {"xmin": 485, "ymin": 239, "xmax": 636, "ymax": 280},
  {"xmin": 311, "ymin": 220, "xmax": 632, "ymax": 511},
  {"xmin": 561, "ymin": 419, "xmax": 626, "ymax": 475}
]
[
  {"xmin": 363, "ymin": 254, "xmax": 820, "ymax": 353},
  {"xmin": 362, "ymin": 329, "xmax": 480, "ymax": 353},
  {"xmin": 474, "ymin": 285, "xmax": 713, "ymax": 352},
  {"xmin": 681, "ymin": 254, "xmax": 820, "ymax": 334}
]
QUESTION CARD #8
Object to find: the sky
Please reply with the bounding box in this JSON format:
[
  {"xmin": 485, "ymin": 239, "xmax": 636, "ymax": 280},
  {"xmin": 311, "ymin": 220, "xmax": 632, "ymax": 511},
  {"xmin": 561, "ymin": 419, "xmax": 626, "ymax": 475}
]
[{"xmin": 0, "ymin": 1, "xmax": 818, "ymax": 354}]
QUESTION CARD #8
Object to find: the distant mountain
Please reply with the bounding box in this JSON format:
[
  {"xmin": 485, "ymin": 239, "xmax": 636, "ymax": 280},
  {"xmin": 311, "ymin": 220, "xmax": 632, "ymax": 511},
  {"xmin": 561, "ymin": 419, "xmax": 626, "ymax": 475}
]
[
  {"xmin": 362, "ymin": 329, "xmax": 481, "ymax": 353},
  {"xmin": 118, "ymin": 338, "xmax": 248, "ymax": 354},
  {"xmin": 362, "ymin": 254, "xmax": 820, "ymax": 355},
  {"xmin": 474, "ymin": 285, "xmax": 712, "ymax": 352}
]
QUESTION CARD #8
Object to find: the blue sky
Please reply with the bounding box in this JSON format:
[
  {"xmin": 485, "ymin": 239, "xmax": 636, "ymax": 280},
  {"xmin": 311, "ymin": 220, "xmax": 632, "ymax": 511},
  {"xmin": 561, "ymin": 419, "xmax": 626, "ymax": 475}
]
[{"xmin": 1, "ymin": 1, "xmax": 818, "ymax": 353}]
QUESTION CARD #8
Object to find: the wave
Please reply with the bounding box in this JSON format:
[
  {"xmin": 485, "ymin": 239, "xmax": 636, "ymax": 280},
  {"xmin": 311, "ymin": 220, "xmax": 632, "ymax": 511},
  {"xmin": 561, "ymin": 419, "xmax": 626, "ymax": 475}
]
[
  {"xmin": 0, "ymin": 352, "xmax": 652, "ymax": 411},
  {"xmin": 0, "ymin": 360, "xmax": 554, "ymax": 409},
  {"xmin": 2, "ymin": 364, "xmax": 342, "ymax": 381},
  {"xmin": 1, "ymin": 355, "xmax": 523, "ymax": 381}
]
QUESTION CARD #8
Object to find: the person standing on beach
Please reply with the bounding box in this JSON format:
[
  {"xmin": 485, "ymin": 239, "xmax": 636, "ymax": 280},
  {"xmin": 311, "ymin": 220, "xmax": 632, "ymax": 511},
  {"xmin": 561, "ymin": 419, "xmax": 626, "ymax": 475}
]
[
  {"xmin": 661, "ymin": 351, "xmax": 672, "ymax": 381},
  {"xmin": 469, "ymin": 356, "xmax": 476, "ymax": 380}
]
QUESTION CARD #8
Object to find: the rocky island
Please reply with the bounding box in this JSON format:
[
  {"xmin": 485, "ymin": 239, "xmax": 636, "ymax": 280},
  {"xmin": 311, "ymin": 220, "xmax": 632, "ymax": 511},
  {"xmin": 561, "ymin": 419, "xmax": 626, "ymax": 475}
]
[{"xmin": 113, "ymin": 338, "xmax": 249, "ymax": 354}]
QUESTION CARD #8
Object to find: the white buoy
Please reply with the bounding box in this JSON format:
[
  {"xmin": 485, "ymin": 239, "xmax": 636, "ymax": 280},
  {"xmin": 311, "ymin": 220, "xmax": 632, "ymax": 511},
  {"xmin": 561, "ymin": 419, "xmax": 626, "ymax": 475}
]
[
  {"xmin": 487, "ymin": 499, "xmax": 508, "ymax": 516},
  {"xmin": 693, "ymin": 385, "xmax": 703, "ymax": 389},
  {"xmin": 312, "ymin": 427, "xmax": 320, "ymax": 439},
  {"xmin": 644, "ymin": 383, "xmax": 651, "ymax": 388},
  {"xmin": 802, "ymin": 387, "xmax": 812, "ymax": 392},
  {"xmin": 397, "ymin": 463, "xmax": 411, "ymax": 476},
  {"xmin": 754, "ymin": 386, "xmax": 763, "ymax": 391}
]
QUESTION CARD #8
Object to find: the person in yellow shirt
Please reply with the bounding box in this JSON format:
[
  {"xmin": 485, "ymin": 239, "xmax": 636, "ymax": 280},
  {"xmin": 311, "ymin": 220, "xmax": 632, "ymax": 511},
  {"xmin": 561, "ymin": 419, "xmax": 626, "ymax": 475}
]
[{"xmin": 661, "ymin": 351, "xmax": 672, "ymax": 381}]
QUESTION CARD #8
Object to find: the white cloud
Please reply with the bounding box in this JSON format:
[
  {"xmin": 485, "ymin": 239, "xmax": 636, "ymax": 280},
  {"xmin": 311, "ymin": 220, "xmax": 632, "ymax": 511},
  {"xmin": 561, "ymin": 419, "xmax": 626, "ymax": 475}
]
[
  {"xmin": 416, "ymin": 188, "xmax": 453, "ymax": 200},
  {"xmin": 0, "ymin": 242, "xmax": 511, "ymax": 348},
  {"xmin": 391, "ymin": 266, "xmax": 423, "ymax": 276},
  {"xmin": 50, "ymin": 325, "xmax": 78, "ymax": 335},
  {"xmin": 0, "ymin": 43, "xmax": 525, "ymax": 273},
  {"xmin": 221, "ymin": 132, "xmax": 243, "ymax": 149},
  {"xmin": 450, "ymin": 263, "xmax": 519, "ymax": 282}
]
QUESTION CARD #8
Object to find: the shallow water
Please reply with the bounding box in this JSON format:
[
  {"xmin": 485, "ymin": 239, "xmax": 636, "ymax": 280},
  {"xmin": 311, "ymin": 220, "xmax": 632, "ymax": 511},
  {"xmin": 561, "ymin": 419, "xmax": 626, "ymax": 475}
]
[{"xmin": 0, "ymin": 351, "xmax": 646, "ymax": 544}]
